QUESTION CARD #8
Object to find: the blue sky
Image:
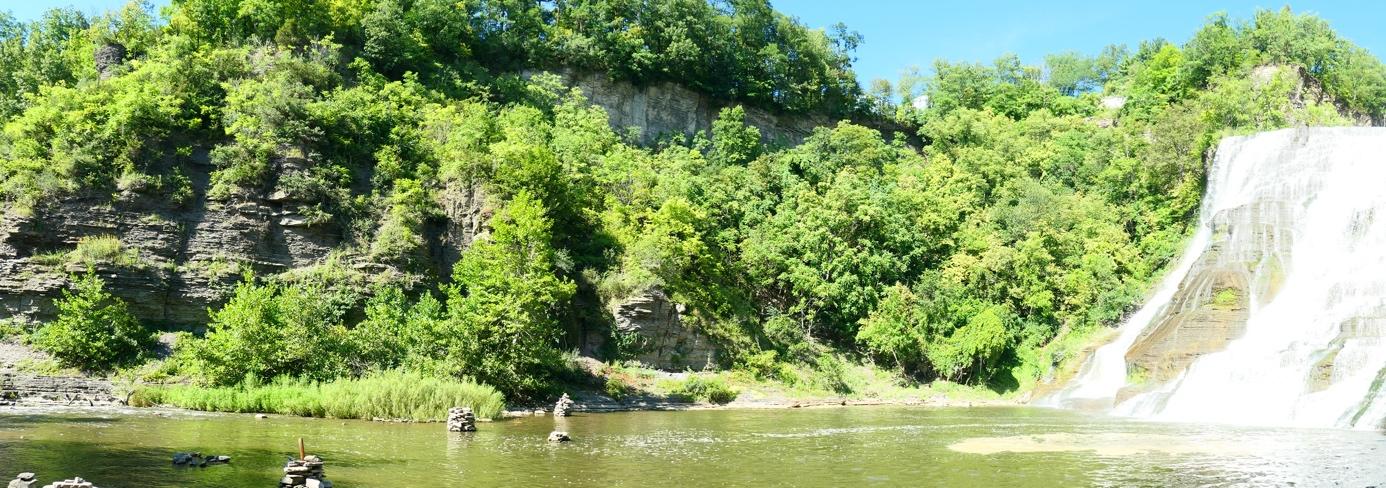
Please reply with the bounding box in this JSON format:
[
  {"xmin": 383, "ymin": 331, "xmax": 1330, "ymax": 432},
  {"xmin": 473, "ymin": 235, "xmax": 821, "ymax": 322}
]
[
  {"xmin": 776, "ymin": 1, "xmax": 1386, "ymax": 85},
  {"xmin": 9, "ymin": 1, "xmax": 1385, "ymax": 87}
]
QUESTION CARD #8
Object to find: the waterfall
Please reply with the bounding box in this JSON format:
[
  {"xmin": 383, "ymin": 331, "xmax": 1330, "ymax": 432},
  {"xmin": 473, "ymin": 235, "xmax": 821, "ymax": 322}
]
[{"xmin": 1044, "ymin": 127, "xmax": 1386, "ymax": 430}]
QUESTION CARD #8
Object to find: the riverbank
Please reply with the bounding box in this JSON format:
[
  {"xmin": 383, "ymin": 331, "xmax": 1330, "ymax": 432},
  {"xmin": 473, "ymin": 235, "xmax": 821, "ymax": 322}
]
[{"xmin": 2, "ymin": 338, "xmax": 1018, "ymax": 420}]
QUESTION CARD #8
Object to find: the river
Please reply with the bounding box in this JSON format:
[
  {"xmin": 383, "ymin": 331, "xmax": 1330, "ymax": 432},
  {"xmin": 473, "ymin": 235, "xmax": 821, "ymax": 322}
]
[{"xmin": 1, "ymin": 406, "xmax": 1383, "ymax": 487}]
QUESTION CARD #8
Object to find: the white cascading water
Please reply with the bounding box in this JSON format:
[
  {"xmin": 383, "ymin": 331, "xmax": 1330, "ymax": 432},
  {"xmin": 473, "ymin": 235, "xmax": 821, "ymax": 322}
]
[{"xmin": 1043, "ymin": 127, "xmax": 1386, "ymax": 430}]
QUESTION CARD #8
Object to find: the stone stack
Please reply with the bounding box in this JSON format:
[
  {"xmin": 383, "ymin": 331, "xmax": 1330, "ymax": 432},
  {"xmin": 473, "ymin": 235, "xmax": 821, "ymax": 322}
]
[
  {"xmin": 446, "ymin": 407, "xmax": 476, "ymax": 432},
  {"xmin": 8, "ymin": 473, "xmax": 36, "ymax": 488},
  {"xmin": 38, "ymin": 478, "xmax": 95, "ymax": 488},
  {"xmin": 553, "ymin": 393, "xmax": 574, "ymax": 417},
  {"xmin": 279, "ymin": 455, "xmax": 332, "ymax": 488}
]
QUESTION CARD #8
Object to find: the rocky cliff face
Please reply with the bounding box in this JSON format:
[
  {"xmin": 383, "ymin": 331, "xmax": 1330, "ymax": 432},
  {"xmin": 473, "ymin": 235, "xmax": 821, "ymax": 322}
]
[
  {"xmin": 611, "ymin": 289, "xmax": 719, "ymax": 371},
  {"xmin": 0, "ymin": 155, "xmax": 485, "ymax": 327},
  {"xmin": 1251, "ymin": 64, "xmax": 1383, "ymax": 127},
  {"xmin": 546, "ymin": 70, "xmax": 825, "ymax": 146},
  {"xmin": 545, "ymin": 70, "xmax": 915, "ymax": 147}
]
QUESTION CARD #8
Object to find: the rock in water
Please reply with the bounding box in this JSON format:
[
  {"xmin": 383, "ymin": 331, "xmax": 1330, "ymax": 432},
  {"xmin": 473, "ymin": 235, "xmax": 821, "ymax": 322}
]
[
  {"xmin": 553, "ymin": 393, "xmax": 574, "ymax": 417},
  {"xmin": 547, "ymin": 431, "xmax": 571, "ymax": 443},
  {"xmin": 8, "ymin": 472, "xmax": 36, "ymax": 488},
  {"xmin": 446, "ymin": 407, "xmax": 477, "ymax": 432},
  {"xmin": 279, "ymin": 455, "xmax": 329, "ymax": 488}
]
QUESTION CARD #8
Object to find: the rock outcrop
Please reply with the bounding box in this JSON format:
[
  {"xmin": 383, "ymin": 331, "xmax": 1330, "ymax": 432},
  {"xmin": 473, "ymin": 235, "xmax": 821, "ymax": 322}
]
[
  {"xmin": 612, "ymin": 289, "xmax": 719, "ymax": 371},
  {"xmin": 1118, "ymin": 203, "xmax": 1286, "ymax": 401},
  {"xmin": 541, "ymin": 70, "xmax": 917, "ymax": 147},
  {"xmin": 1251, "ymin": 64, "xmax": 1382, "ymax": 126},
  {"xmin": 0, "ymin": 373, "xmax": 118, "ymax": 406},
  {"xmin": 0, "ymin": 152, "xmax": 486, "ymax": 326}
]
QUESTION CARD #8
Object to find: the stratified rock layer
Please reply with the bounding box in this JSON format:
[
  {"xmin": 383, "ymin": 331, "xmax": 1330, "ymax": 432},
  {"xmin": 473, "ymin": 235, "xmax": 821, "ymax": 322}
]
[{"xmin": 612, "ymin": 289, "xmax": 719, "ymax": 371}]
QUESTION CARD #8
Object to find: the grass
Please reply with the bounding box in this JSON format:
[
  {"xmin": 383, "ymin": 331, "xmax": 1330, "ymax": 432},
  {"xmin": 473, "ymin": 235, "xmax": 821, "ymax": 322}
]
[
  {"xmin": 131, "ymin": 370, "xmax": 506, "ymax": 421},
  {"xmin": 1211, "ymin": 288, "xmax": 1241, "ymax": 309},
  {"xmin": 71, "ymin": 235, "xmax": 141, "ymax": 267},
  {"xmin": 32, "ymin": 235, "xmax": 143, "ymax": 269}
]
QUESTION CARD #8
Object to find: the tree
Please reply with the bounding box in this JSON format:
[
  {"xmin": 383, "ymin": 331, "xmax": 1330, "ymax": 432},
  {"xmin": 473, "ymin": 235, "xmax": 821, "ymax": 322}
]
[
  {"xmin": 33, "ymin": 272, "xmax": 152, "ymax": 371},
  {"xmin": 709, "ymin": 106, "xmax": 761, "ymax": 167},
  {"xmin": 183, "ymin": 277, "xmax": 351, "ymax": 385},
  {"xmin": 447, "ymin": 191, "xmax": 576, "ymax": 394},
  {"xmin": 1044, "ymin": 51, "xmax": 1097, "ymax": 96}
]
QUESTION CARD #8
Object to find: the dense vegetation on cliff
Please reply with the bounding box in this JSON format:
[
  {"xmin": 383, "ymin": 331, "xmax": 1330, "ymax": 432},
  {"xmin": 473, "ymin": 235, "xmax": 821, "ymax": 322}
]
[{"xmin": 1, "ymin": 1, "xmax": 1382, "ymax": 404}]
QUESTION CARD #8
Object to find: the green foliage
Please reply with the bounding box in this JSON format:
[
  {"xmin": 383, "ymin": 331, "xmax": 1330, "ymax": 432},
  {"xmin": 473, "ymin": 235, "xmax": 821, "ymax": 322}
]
[
  {"xmin": 665, "ymin": 375, "xmax": 738, "ymax": 404},
  {"xmin": 135, "ymin": 369, "xmax": 505, "ymax": 420},
  {"xmin": 446, "ymin": 191, "xmax": 576, "ymax": 394},
  {"xmin": 5, "ymin": 1, "xmax": 1385, "ymax": 400},
  {"xmin": 180, "ymin": 276, "xmax": 353, "ymax": 385},
  {"xmin": 32, "ymin": 272, "xmax": 153, "ymax": 371},
  {"xmin": 68, "ymin": 235, "xmax": 142, "ymax": 268}
]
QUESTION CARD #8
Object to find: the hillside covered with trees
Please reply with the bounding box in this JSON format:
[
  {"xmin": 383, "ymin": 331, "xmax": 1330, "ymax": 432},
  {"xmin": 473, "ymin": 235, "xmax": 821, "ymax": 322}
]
[{"xmin": 1, "ymin": 0, "xmax": 1383, "ymax": 410}]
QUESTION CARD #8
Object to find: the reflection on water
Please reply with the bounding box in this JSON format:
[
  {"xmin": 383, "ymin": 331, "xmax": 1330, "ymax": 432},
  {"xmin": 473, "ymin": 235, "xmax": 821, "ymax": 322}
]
[{"xmin": 0, "ymin": 406, "xmax": 1383, "ymax": 487}]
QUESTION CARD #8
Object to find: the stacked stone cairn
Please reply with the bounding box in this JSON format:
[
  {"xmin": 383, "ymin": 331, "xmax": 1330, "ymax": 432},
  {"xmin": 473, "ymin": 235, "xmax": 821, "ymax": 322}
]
[
  {"xmin": 553, "ymin": 393, "xmax": 574, "ymax": 417},
  {"xmin": 446, "ymin": 407, "xmax": 477, "ymax": 432},
  {"xmin": 38, "ymin": 478, "xmax": 96, "ymax": 488},
  {"xmin": 279, "ymin": 455, "xmax": 332, "ymax": 488},
  {"xmin": 8, "ymin": 473, "xmax": 36, "ymax": 488}
]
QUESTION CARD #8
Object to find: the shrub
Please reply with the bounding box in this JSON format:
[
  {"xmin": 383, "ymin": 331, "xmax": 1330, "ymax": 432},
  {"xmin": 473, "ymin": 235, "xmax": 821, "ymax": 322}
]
[
  {"xmin": 135, "ymin": 369, "xmax": 505, "ymax": 420},
  {"xmin": 667, "ymin": 375, "xmax": 738, "ymax": 404},
  {"xmin": 180, "ymin": 277, "xmax": 352, "ymax": 385},
  {"xmin": 604, "ymin": 376, "xmax": 636, "ymax": 400},
  {"xmin": 32, "ymin": 272, "xmax": 153, "ymax": 371},
  {"xmin": 70, "ymin": 235, "xmax": 141, "ymax": 267}
]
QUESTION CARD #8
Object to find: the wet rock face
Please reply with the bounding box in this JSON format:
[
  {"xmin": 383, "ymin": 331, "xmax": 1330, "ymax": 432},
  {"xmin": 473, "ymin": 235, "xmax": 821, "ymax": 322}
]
[
  {"xmin": 1119, "ymin": 202, "xmax": 1288, "ymax": 401},
  {"xmin": 611, "ymin": 289, "xmax": 718, "ymax": 371}
]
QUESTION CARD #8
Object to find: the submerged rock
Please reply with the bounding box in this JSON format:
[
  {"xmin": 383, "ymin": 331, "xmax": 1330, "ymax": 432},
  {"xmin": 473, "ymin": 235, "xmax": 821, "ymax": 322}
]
[{"xmin": 547, "ymin": 431, "xmax": 571, "ymax": 443}]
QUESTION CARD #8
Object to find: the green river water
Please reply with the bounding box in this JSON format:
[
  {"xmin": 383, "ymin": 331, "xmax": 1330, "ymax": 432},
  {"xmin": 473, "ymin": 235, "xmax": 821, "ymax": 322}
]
[{"xmin": 1, "ymin": 406, "xmax": 1383, "ymax": 487}]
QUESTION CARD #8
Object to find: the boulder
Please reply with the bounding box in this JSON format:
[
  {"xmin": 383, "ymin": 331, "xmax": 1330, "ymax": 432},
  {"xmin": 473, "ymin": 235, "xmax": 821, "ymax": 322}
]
[
  {"xmin": 8, "ymin": 472, "xmax": 35, "ymax": 488},
  {"xmin": 547, "ymin": 431, "xmax": 571, "ymax": 443}
]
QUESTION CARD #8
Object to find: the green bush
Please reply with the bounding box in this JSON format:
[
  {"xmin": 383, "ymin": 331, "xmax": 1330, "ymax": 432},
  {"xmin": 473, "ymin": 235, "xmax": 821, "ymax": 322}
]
[
  {"xmin": 69, "ymin": 235, "xmax": 141, "ymax": 268},
  {"xmin": 135, "ymin": 369, "xmax": 505, "ymax": 421},
  {"xmin": 180, "ymin": 276, "xmax": 353, "ymax": 385},
  {"xmin": 604, "ymin": 376, "xmax": 635, "ymax": 400},
  {"xmin": 668, "ymin": 375, "xmax": 738, "ymax": 404},
  {"xmin": 32, "ymin": 272, "xmax": 153, "ymax": 371}
]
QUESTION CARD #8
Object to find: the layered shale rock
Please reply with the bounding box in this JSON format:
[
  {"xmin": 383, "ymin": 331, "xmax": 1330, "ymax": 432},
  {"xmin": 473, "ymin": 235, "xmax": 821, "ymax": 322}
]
[{"xmin": 611, "ymin": 289, "xmax": 719, "ymax": 371}]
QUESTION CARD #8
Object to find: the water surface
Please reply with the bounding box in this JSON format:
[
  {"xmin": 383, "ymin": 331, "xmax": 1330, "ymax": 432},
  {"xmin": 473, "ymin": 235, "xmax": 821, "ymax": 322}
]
[{"xmin": 1, "ymin": 406, "xmax": 1383, "ymax": 487}]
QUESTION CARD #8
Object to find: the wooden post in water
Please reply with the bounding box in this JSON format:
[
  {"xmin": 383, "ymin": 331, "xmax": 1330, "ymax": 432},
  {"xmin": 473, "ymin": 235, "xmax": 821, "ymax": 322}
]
[{"xmin": 298, "ymin": 437, "xmax": 305, "ymax": 460}]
